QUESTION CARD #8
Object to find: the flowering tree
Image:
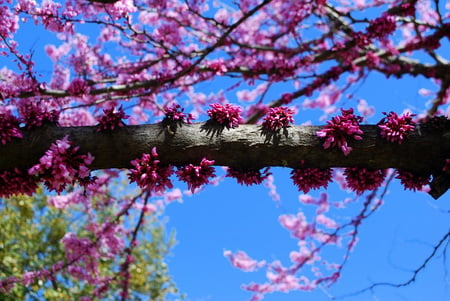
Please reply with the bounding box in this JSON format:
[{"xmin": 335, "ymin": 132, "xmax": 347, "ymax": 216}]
[{"xmin": 0, "ymin": 0, "xmax": 449, "ymax": 300}]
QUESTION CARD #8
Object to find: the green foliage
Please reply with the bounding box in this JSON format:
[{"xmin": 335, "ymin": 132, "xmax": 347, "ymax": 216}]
[{"xmin": 0, "ymin": 185, "xmax": 182, "ymax": 300}]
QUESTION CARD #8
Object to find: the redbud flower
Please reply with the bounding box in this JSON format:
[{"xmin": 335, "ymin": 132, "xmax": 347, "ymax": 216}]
[
  {"xmin": 28, "ymin": 136, "xmax": 94, "ymax": 193},
  {"xmin": 367, "ymin": 15, "xmax": 396, "ymax": 39},
  {"xmin": 163, "ymin": 104, "xmax": 194, "ymax": 124},
  {"xmin": 0, "ymin": 168, "xmax": 38, "ymax": 198},
  {"xmin": 443, "ymin": 158, "xmax": 450, "ymax": 172},
  {"xmin": 177, "ymin": 158, "xmax": 216, "ymax": 192},
  {"xmin": 343, "ymin": 167, "xmax": 386, "ymax": 194},
  {"xmin": 378, "ymin": 111, "xmax": 415, "ymax": 144},
  {"xmin": 226, "ymin": 167, "xmax": 271, "ymax": 186},
  {"xmin": 19, "ymin": 102, "xmax": 59, "ymax": 129},
  {"xmin": 396, "ymin": 169, "xmax": 430, "ymax": 191},
  {"xmin": 128, "ymin": 147, "xmax": 174, "ymax": 193},
  {"xmin": 316, "ymin": 108, "xmax": 363, "ymax": 155},
  {"xmin": 207, "ymin": 103, "xmax": 242, "ymax": 129},
  {"xmin": 290, "ymin": 161, "xmax": 332, "ymax": 193},
  {"xmin": 67, "ymin": 78, "xmax": 90, "ymax": 96},
  {"xmin": 96, "ymin": 106, "xmax": 129, "ymax": 131},
  {"xmin": 261, "ymin": 107, "xmax": 295, "ymax": 132},
  {"xmin": 0, "ymin": 111, "xmax": 22, "ymax": 144}
]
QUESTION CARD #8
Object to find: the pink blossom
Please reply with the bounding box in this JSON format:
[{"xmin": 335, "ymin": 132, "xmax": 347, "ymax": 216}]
[
  {"xmin": 18, "ymin": 101, "xmax": 59, "ymax": 129},
  {"xmin": 0, "ymin": 168, "xmax": 37, "ymax": 198},
  {"xmin": 164, "ymin": 188, "xmax": 183, "ymax": 203},
  {"xmin": 67, "ymin": 78, "xmax": 90, "ymax": 96},
  {"xmin": 261, "ymin": 107, "xmax": 295, "ymax": 132},
  {"xmin": 47, "ymin": 190, "xmax": 86, "ymax": 209},
  {"xmin": 316, "ymin": 108, "xmax": 363, "ymax": 155},
  {"xmin": 207, "ymin": 103, "xmax": 242, "ymax": 129},
  {"xmin": 366, "ymin": 15, "xmax": 396, "ymax": 39},
  {"xmin": 96, "ymin": 106, "xmax": 129, "ymax": 131},
  {"xmin": 316, "ymin": 214, "xmax": 338, "ymax": 229},
  {"xmin": 343, "ymin": 167, "xmax": 387, "ymax": 194},
  {"xmin": 223, "ymin": 250, "xmax": 265, "ymax": 272},
  {"xmin": 396, "ymin": 169, "xmax": 431, "ymax": 191},
  {"xmin": 28, "ymin": 136, "xmax": 95, "ymax": 193},
  {"xmin": 61, "ymin": 232, "xmax": 100, "ymax": 282},
  {"xmin": 279, "ymin": 212, "xmax": 314, "ymax": 240},
  {"xmin": 264, "ymin": 174, "xmax": 280, "ymax": 202},
  {"xmin": 0, "ymin": 110, "xmax": 22, "ymax": 145},
  {"xmin": 59, "ymin": 109, "xmax": 97, "ymax": 126},
  {"xmin": 128, "ymin": 147, "xmax": 174, "ymax": 193},
  {"xmin": 163, "ymin": 104, "xmax": 194, "ymax": 124},
  {"xmin": 290, "ymin": 161, "xmax": 332, "ymax": 193},
  {"xmin": 226, "ymin": 167, "xmax": 271, "ymax": 186},
  {"xmin": 378, "ymin": 111, "xmax": 415, "ymax": 144},
  {"xmin": 176, "ymin": 158, "xmax": 216, "ymax": 192}
]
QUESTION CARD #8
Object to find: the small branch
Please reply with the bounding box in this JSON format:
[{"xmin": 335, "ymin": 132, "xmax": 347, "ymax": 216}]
[{"xmin": 334, "ymin": 229, "xmax": 450, "ymax": 299}]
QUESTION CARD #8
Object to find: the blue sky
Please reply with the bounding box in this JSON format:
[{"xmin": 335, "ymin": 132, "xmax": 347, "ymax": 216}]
[
  {"xmin": 3, "ymin": 2, "xmax": 450, "ymax": 301},
  {"xmin": 163, "ymin": 70, "xmax": 450, "ymax": 301}
]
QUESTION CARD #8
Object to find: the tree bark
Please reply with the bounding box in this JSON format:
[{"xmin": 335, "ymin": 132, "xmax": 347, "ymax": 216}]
[{"xmin": 1, "ymin": 122, "xmax": 449, "ymax": 171}]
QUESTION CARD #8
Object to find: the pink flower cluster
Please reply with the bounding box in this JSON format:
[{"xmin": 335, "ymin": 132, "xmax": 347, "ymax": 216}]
[
  {"xmin": 0, "ymin": 111, "xmax": 22, "ymax": 144},
  {"xmin": 261, "ymin": 107, "xmax": 295, "ymax": 132},
  {"xmin": 343, "ymin": 167, "xmax": 386, "ymax": 194},
  {"xmin": 226, "ymin": 167, "xmax": 271, "ymax": 186},
  {"xmin": 163, "ymin": 104, "xmax": 194, "ymax": 124},
  {"xmin": 316, "ymin": 108, "xmax": 363, "ymax": 155},
  {"xmin": 207, "ymin": 103, "xmax": 242, "ymax": 129},
  {"xmin": 290, "ymin": 161, "xmax": 332, "ymax": 193},
  {"xmin": 128, "ymin": 147, "xmax": 174, "ymax": 193},
  {"xmin": 176, "ymin": 158, "xmax": 215, "ymax": 192},
  {"xmin": 396, "ymin": 169, "xmax": 430, "ymax": 191},
  {"xmin": 366, "ymin": 15, "xmax": 396, "ymax": 39},
  {"xmin": 223, "ymin": 250, "xmax": 265, "ymax": 272},
  {"xmin": 442, "ymin": 158, "xmax": 450, "ymax": 172},
  {"xmin": 61, "ymin": 232, "xmax": 100, "ymax": 282},
  {"xmin": 96, "ymin": 106, "xmax": 129, "ymax": 131},
  {"xmin": 378, "ymin": 111, "xmax": 415, "ymax": 144},
  {"xmin": 0, "ymin": 168, "xmax": 38, "ymax": 198},
  {"xmin": 19, "ymin": 102, "xmax": 59, "ymax": 129},
  {"xmin": 28, "ymin": 136, "xmax": 94, "ymax": 193},
  {"xmin": 67, "ymin": 78, "xmax": 90, "ymax": 96}
]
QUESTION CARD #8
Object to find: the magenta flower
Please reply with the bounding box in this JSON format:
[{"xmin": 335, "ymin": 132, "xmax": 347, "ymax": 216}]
[
  {"xmin": 396, "ymin": 169, "xmax": 430, "ymax": 191},
  {"xmin": 261, "ymin": 107, "xmax": 295, "ymax": 132},
  {"xmin": 19, "ymin": 102, "xmax": 59, "ymax": 129},
  {"xmin": 343, "ymin": 167, "xmax": 386, "ymax": 194},
  {"xmin": 366, "ymin": 15, "xmax": 396, "ymax": 39},
  {"xmin": 96, "ymin": 106, "xmax": 129, "ymax": 131},
  {"xmin": 207, "ymin": 103, "xmax": 242, "ymax": 129},
  {"xmin": 442, "ymin": 158, "xmax": 450, "ymax": 172},
  {"xmin": 28, "ymin": 136, "xmax": 94, "ymax": 193},
  {"xmin": 128, "ymin": 147, "xmax": 174, "ymax": 193},
  {"xmin": 316, "ymin": 108, "xmax": 363, "ymax": 155},
  {"xmin": 226, "ymin": 167, "xmax": 271, "ymax": 186},
  {"xmin": 67, "ymin": 78, "xmax": 90, "ymax": 96},
  {"xmin": 0, "ymin": 168, "xmax": 38, "ymax": 198},
  {"xmin": 290, "ymin": 161, "xmax": 332, "ymax": 193},
  {"xmin": 0, "ymin": 111, "xmax": 22, "ymax": 144},
  {"xmin": 163, "ymin": 104, "xmax": 194, "ymax": 124},
  {"xmin": 176, "ymin": 158, "xmax": 216, "ymax": 192},
  {"xmin": 378, "ymin": 111, "xmax": 415, "ymax": 144}
]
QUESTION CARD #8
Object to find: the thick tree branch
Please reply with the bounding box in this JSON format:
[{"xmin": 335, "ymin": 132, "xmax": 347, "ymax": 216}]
[{"xmin": 1, "ymin": 123, "xmax": 449, "ymax": 174}]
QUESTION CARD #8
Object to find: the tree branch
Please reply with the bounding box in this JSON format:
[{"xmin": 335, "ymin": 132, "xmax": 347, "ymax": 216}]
[{"xmin": 1, "ymin": 123, "xmax": 449, "ymax": 173}]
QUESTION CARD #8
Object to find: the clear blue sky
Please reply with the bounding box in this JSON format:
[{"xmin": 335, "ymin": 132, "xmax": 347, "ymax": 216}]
[
  {"xmin": 164, "ymin": 70, "xmax": 450, "ymax": 301},
  {"xmin": 5, "ymin": 3, "xmax": 450, "ymax": 301}
]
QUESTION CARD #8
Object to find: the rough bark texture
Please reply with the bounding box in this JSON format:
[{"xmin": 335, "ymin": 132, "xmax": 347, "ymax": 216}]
[{"xmin": 1, "ymin": 123, "xmax": 449, "ymax": 198}]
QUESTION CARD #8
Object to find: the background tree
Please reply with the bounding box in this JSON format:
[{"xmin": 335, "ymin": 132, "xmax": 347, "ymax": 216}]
[{"xmin": 0, "ymin": 0, "xmax": 449, "ymax": 300}]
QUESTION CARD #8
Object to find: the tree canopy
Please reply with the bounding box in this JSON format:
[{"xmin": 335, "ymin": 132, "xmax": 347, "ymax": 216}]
[{"xmin": 0, "ymin": 0, "xmax": 449, "ymax": 300}]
